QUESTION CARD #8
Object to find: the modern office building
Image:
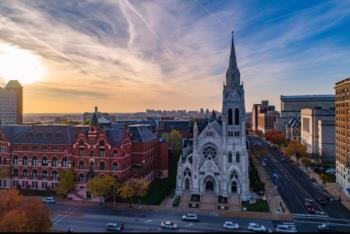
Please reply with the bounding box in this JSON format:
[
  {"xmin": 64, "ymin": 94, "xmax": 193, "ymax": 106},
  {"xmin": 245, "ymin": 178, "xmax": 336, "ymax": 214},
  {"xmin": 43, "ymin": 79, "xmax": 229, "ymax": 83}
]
[
  {"xmin": 258, "ymin": 110, "xmax": 280, "ymax": 134},
  {"xmin": 251, "ymin": 100, "xmax": 276, "ymax": 131},
  {"xmin": 0, "ymin": 80, "xmax": 23, "ymax": 125},
  {"xmin": 335, "ymin": 78, "xmax": 350, "ymax": 197}
]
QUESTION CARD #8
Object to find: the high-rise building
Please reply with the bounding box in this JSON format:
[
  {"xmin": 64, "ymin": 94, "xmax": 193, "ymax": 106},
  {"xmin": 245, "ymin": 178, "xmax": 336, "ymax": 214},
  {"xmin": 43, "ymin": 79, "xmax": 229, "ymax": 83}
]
[
  {"xmin": 251, "ymin": 100, "xmax": 275, "ymax": 131},
  {"xmin": 335, "ymin": 78, "xmax": 350, "ymax": 197},
  {"xmin": 0, "ymin": 80, "xmax": 23, "ymax": 125}
]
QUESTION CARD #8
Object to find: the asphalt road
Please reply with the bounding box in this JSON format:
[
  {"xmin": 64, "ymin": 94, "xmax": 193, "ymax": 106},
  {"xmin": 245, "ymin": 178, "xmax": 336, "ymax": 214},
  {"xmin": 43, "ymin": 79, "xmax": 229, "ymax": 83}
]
[
  {"xmin": 249, "ymin": 136, "xmax": 350, "ymax": 233},
  {"xmin": 49, "ymin": 202, "xmax": 274, "ymax": 233}
]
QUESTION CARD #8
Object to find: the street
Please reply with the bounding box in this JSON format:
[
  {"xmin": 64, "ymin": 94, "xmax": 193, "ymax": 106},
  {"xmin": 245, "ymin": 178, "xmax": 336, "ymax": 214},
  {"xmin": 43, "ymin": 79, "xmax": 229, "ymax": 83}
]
[
  {"xmin": 249, "ymin": 136, "xmax": 350, "ymax": 232},
  {"xmin": 49, "ymin": 202, "xmax": 274, "ymax": 232}
]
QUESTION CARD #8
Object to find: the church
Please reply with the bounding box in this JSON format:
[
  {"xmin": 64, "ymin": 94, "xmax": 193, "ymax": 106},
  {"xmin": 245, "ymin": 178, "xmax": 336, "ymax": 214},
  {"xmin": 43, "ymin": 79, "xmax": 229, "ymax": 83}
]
[{"xmin": 175, "ymin": 34, "xmax": 250, "ymax": 202}]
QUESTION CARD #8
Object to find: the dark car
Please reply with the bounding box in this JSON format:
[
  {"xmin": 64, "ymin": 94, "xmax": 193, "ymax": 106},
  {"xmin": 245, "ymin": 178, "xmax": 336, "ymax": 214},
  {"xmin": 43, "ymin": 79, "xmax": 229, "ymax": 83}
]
[
  {"xmin": 318, "ymin": 224, "xmax": 337, "ymax": 232},
  {"xmin": 317, "ymin": 197, "xmax": 327, "ymax": 205},
  {"xmin": 303, "ymin": 202, "xmax": 315, "ymax": 214}
]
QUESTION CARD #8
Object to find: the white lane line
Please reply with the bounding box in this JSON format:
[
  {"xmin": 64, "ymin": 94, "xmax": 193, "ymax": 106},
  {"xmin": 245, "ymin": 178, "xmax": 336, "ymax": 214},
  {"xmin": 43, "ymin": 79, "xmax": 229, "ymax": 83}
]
[
  {"xmin": 293, "ymin": 213, "xmax": 328, "ymax": 218},
  {"xmin": 144, "ymin": 219, "xmax": 152, "ymax": 223},
  {"xmin": 186, "ymin": 223, "xmax": 193, "ymax": 227},
  {"xmin": 53, "ymin": 207, "xmax": 79, "ymax": 225},
  {"xmin": 294, "ymin": 220, "xmax": 350, "ymax": 227}
]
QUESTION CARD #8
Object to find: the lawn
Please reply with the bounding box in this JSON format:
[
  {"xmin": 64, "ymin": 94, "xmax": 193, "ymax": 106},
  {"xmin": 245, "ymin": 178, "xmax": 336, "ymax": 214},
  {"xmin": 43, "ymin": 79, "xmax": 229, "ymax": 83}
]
[{"xmin": 242, "ymin": 199, "xmax": 269, "ymax": 212}]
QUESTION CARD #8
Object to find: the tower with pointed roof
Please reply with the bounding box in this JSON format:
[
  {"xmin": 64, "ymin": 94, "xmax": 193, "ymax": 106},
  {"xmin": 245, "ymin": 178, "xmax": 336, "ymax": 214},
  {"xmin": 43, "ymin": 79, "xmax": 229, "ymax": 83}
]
[{"xmin": 175, "ymin": 33, "xmax": 250, "ymax": 203}]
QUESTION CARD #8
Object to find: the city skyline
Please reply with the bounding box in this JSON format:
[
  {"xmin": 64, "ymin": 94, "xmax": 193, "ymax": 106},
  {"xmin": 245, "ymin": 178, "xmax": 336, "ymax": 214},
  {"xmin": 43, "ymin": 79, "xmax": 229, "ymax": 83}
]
[{"xmin": 0, "ymin": 0, "xmax": 349, "ymax": 113}]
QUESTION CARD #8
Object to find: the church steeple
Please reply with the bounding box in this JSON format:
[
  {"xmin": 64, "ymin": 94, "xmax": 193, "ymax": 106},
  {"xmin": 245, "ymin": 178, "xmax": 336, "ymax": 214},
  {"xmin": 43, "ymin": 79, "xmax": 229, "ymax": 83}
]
[{"xmin": 225, "ymin": 32, "xmax": 240, "ymax": 89}]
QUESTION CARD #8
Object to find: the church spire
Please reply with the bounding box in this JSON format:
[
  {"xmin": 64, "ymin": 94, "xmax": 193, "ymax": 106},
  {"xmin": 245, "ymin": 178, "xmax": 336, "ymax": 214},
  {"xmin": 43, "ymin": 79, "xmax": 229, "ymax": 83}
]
[{"xmin": 225, "ymin": 31, "xmax": 240, "ymax": 89}]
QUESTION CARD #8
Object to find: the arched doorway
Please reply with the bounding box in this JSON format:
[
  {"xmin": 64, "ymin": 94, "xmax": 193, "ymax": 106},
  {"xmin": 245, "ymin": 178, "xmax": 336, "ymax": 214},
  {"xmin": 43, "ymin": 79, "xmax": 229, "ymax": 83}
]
[
  {"xmin": 231, "ymin": 181, "xmax": 237, "ymax": 193},
  {"xmin": 185, "ymin": 178, "xmax": 190, "ymax": 190},
  {"xmin": 206, "ymin": 180, "xmax": 214, "ymax": 191}
]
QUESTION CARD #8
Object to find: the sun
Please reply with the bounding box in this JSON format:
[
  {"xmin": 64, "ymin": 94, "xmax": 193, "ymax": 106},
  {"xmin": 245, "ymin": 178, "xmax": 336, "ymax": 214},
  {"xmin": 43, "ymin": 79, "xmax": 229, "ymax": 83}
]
[{"xmin": 0, "ymin": 43, "xmax": 46, "ymax": 84}]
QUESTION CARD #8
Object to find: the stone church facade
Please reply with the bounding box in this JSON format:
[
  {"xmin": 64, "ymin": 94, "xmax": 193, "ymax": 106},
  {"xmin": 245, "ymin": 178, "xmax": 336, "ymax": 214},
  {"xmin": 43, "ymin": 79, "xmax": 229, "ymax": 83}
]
[{"xmin": 175, "ymin": 34, "xmax": 250, "ymax": 202}]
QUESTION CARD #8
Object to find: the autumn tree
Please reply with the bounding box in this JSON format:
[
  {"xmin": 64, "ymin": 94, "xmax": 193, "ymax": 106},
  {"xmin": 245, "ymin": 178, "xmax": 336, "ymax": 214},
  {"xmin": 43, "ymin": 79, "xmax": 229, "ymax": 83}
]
[
  {"xmin": 56, "ymin": 169, "xmax": 75, "ymax": 197},
  {"xmin": 0, "ymin": 209, "xmax": 28, "ymax": 232},
  {"xmin": 285, "ymin": 140, "xmax": 307, "ymax": 165},
  {"xmin": 0, "ymin": 189, "xmax": 23, "ymax": 215},
  {"xmin": 118, "ymin": 178, "xmax": 149, "ymax": 208},
  {"xmin": 167, "ymin": 130, "xmax": 183, "ymax": 161},
  {"xmin": 265, "ymin": 129, "xmax": 286, "ymax": 149},
  {"xmin": 23, "ymin": 198, "xmax": 52, "ymax": 232},
  {"xmin": 87, "ymin": 175, "xmax": 120, "ymax": 206}
]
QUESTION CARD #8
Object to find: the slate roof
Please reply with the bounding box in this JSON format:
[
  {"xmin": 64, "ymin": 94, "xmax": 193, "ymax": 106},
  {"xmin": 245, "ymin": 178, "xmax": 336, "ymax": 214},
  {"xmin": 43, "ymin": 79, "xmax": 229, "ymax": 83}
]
[
  {"xmin": 0, "ymin": 125, "xmax": 31, "ymax": 141},
  {"xmin": 211, "ymin": 120, "xmax": 222, "ymax": 136},
  {"xmin": 106, "ymin": 126, "xmax": 126, "ymax": 147},
  {"xmin": 128, "ymin": 124, "xmax": 156, "ymax": 143},
  {"xmin": 161, "ymin": 120, "xmax": 190, "ymax": 132}
]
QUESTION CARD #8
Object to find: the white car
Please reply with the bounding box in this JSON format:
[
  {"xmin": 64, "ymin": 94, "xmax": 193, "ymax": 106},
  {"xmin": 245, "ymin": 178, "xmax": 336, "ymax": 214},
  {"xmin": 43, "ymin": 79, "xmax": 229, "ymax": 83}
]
[
  {"xmin": 223, "ymin": 221, "xmax": 239, "ymax": 230},
  {"xmin": 182, "ymin": 213, "xmax": 198, "ymax": 221},
  {"xmin": 248, "ymin": 223, "xmax": 266, "ymax": 232},
  {"xmin": 276, "ymin": 224, "xmax": 297, "ymax": 233},
  {"xmin": 41, "ymin": 197, "xmax": 56, "ymax": 204},
  {"xmin": 160, "ymin": 221, "xmax": 178, "ymax": 230}
]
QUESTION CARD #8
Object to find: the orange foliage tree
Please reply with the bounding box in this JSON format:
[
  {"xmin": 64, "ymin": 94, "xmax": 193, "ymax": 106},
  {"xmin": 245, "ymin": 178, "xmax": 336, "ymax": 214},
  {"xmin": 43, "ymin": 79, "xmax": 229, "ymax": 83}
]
[{"xmin": 265, "ymin": 129, "xmax": 286, "ymax": 149}]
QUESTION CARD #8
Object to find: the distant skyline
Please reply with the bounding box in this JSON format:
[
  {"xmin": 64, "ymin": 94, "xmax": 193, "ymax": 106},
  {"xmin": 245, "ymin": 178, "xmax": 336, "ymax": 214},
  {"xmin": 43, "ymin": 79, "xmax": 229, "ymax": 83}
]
[{"xmin": 0, "ymin": 0, "xmax": 349, "ymax": 113}]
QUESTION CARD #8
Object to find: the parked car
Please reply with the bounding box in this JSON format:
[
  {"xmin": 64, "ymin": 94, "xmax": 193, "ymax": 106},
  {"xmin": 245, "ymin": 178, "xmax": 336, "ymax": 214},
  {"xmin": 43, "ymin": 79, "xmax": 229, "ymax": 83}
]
[
  {"xmin": 248, "ymin": 223, "xmax": 266, "ymax": 232},
  {"xmin": 318, "ymin": 224, "xmax": 337, "ymax": 232},
  {"xmin": 276, "ymin": 224, "xmax": 297, "ymax": 233},
  {"xmin": 41, "ymin": 197, "xmax": 56, "ymax": 204},
  {"xmin": 223, "ymin": 221, "xmax": 239, "ymax": 230},
  {"xmin": 316, "ymin": 197, "xmax": 327, "ymax": 205},
  {"xmin": 160, "ymin": 221, "xmax": 178, "ymax": 230},
  {"xmin": 105, "ymin": 223, "xmax": 122, "ymax": 232},
  {"xmin": 303, "ymin": 202, "xmax": 315, "ymax": 214},
  {"xmin": 325, "ymin": 169, "xmax": 336, "ymax": 174},
  {"xmin": 182, "ymin": 213, "xmax": 198, "ymax": 222}
]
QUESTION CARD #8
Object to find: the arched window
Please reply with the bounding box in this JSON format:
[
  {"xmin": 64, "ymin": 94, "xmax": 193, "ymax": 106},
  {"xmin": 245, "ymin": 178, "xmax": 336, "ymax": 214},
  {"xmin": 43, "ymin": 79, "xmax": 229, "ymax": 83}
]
[
  {"xmin": 32, "ymin": 169, "xmax": 38, "ymax": 178},
  {"xmin": 89, "ymin": 162, "xmax": 94, "ymax": 169},
  {"xmin": 99, "ymin": 161, "xmax": 105, "ymax": 170},
  {"xmin": 62, "ymin": 158, "xmax": 68, "ymax": 167},
  {"xmin": 32, "ymin": 156, "xmax": 38, "ymax": 166},
  {"xmin": 13, "ymin": 168, "xmax": 18, "ymax": 176},
  {"xmin": 79, "ymin": 139, "xmax": 84, "ymax": 146},
  {"xmin": 42, "ymin": 156, "xmax": 48, "ymax": 166},
  {"xmin": 79, "ymin": 174, "xmax": 85, "ymax": 182},
  {"xmin": 52, "ymin": 157, "xmax": 57, "ymax": 167},
  {"xmin": 112, "ymin": 162, "xmax": 118, "ymax": 171},
  {"xmin": 228, "ymin": 108, "xmax": 233, "ymax": 125},
  {"xmin": 23, "ymin": 169, "xmax": 29, "ymax": 177},
  {"xmin": 42, "ymin": 170, "xmax": 48, "ymax": 178},
  {"xmin": 52, "ymin": 171, "xmax": 58, "ymax": 180},
  {"xmin": 79, "ymin": 160, "xmax": 84, "ymax": 169},
  {"xmin": 90, "ymin": 150, "xmax": 94, "ymax": 157},
  {"xmin": 235, "ymin": 108, "xmax": 239, "ymax": 125},
  {"xmin": 228, "ymin": 152, "xmax": 233, "ymax": 163},
  {"xmin": 23, "ymin": 156, "xmax": 28, "ymax": 165},
  {"xmin": 99, "ymin": 140, "xmax": 105, "ymax": 157},
  {"xmin": 13, "ymin": 155, "xmax": 18, "ymax": 165},
  {"xmin": 236, "ymin": 152, "xmax": 240, "ymax": 163},
  {"xmin": 112, "ymin": 150, "xmax": 118, "ymax": 157}
]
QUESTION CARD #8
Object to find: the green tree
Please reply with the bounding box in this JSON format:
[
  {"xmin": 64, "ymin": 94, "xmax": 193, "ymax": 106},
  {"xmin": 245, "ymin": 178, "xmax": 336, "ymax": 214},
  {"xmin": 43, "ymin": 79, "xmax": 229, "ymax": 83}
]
[
  {"xmin": 87, "ymin": 175, "xmax": 119, "ymax": 206},
  {"xmin": 285, "ymin": 140, "xmax": 307, "ymax": 165},
  {"xmin": 118, "ymin": 178, "xmax": 149, "ymax": 208},
  {"xmin": 55, "ymin": 169, "xmax": 75, "ymax": 197},
  {"xmin": 167, "ymin": 130, "xmax": 183, "ymax": 162}
]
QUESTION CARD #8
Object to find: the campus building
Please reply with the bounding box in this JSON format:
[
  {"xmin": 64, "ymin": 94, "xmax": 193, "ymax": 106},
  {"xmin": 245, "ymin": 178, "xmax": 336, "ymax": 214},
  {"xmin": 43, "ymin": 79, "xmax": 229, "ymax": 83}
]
[{"xmin": 0, "ymin": 80, "xmax": 23, "ymax": 125}]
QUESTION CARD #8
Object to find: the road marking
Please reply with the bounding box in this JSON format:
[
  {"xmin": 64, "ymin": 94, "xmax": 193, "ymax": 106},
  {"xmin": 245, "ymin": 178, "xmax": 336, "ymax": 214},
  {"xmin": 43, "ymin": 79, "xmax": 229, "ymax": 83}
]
[
  {"xmin": 294, "ymin": 220, "xmax": 350, "ymax": 227},
  {"xmin": 186, "ymin": 223, "xmax": 193, "ymax": 227},
  {"xmin": 293, "ymin": 213, "xmax": 329, "ymax": 218},
  {"xmin": 52, "ymin": 207, "xmax": 79, "ymax": 225},
  {"xmin": 144, "ymin": 219, "xmax": 152, "ymax": 223}
]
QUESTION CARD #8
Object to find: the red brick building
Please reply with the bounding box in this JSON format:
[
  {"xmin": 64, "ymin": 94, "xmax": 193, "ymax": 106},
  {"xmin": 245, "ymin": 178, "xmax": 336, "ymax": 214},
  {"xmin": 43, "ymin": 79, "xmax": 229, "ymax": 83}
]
[{"xmin": 0, "ymin": 110, "xmax": 168, "ymax": 200}]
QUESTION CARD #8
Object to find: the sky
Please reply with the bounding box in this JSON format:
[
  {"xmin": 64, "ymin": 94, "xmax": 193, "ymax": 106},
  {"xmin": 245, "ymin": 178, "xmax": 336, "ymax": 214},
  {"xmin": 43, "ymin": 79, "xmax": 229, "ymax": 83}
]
[{"xmin": 0, "ymin": 0, "xmax": 349, "ymax": 113}]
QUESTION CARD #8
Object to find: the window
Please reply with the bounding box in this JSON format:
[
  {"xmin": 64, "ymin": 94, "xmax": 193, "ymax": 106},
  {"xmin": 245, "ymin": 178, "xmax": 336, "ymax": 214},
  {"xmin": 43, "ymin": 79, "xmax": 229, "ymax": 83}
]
[
  {"xmin": 42, "ymin": 170, "xmax": 48, "ymax": 178},
  {"xmin": 79, "ymin": 160, "xmax": 84, "ymax": 169},
  {"xmin": 228, "ymin": 152, "xmax": 233, "ymax": 163},
  {"xmin": 62, "ymin": 158, "xmax": 68, "ymax": 167},
  {"xmin": 42, "ymin": 147, "xmax": 48, "ymax": 152},
  {"xmin": 52, "ymin": 171, "xmax": 58, "ymax": 180},
  {"xmin": 23, "ymin": 156, "xmax": 28, "ymax": 165},
  {"xmin": 79, "ymin": 148, "xmax": 84, "ymax": 156},
  {"xmin": 235, "ymin": 108, "xmax": 239, "ymax": 125},
  {"xmin": 52, "ymin": 157, "xmax": 57, "ymax": 167},
  {"xmin": 112, "ymin": 151, "xmax": 118, "ymax": 157},
  {"xmin": 42, "ymin": 156, "xmax": 48, "ymax": 166},
  {"xmin": 32, "ymin": 157, "xmax": 38, "ymax": 166},
  {"xmin": 228, "ymin": 108, "xmax": 233, "ymax": 125},
  {"xmin": 32, "ymin": 147, "xmax": 37, "ymax": 152},
  {"xmin": 32, "ymin": 170, "xmax": 38, "ymax": 178},
  {"xmin": 23, "ymin": 169, "xmax": 29, "ymax": 177},
  {"xmin": 13, "ymin": 155, "xmax": 18, "ymax": 165},
  {"xmin": 89, "ymin": 162, "xmax": 94, "ymax": 170},
  {"xmin": 236, "ymin": 152, "xmax": 240, "ymax": 163},
  {"xmin": 13, "ymin": 168, "xmax": 19, "ymax": 176},
  {"xmin": 22, "ymin": 146, "xmax": 28, "ymax": 151},
  {"xmin": 99, "ymin": 148, "xmax": 105, "ymax": 157},
  {"xmin": 90, "ymin": 151, "xmax": 94, "ymax": 157},
  {"xmin": 235, "ymin": 131, "xmax": 240, "ymax": 137},
  {"xmin": 99, "ymin": 161, "xmax": 105, "ymax": 170},
  {"xmin": 228, "ymin": 131, "xmax": 233, "ymax": 137},
  {"xmin": 203, "ymin": 145, "xmax": 217, "ymax": 159},
  {"xmin": 79, "ymin": 174, "xmax": 85, "ymax": 182},
  {"xmin": 112, "ymin": 162, "xmax": 118, "ymax": 171}
]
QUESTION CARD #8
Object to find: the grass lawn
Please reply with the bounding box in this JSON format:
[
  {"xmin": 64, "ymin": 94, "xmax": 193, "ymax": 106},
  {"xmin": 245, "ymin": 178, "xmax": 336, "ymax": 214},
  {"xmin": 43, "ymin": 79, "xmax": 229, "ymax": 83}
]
[{"xmin": 242, "ymin": 199, "xmax": 269, "ymax": 212}]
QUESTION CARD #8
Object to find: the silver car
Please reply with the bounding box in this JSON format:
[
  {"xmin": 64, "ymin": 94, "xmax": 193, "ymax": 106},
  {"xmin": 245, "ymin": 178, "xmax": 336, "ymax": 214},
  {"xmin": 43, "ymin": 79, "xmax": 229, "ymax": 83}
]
[
  {"xmin": 276, "ymin": 224, "xmax": 297, "ymax": 233},
  {"xmin": 182, "ymin": 213, "xmax": 198, "ymax": 222},
  {"xmin": 41, "ymin": 197, "xmax": 56, "ymax": 204}
]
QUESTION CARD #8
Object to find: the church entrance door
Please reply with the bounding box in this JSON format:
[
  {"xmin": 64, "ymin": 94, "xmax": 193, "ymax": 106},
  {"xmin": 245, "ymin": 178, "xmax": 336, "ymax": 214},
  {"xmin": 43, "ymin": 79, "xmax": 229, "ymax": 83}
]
[
  {"xmin": 185, "ymin": 178, "xmax": 190, "ymax": 190},
  {"xmin": 231, "ymin": 181, "xmax": 237, "ymax": 193},
  {"xmin": 205, "ymin": 180, "xmax": 214, "ymax": 191}
]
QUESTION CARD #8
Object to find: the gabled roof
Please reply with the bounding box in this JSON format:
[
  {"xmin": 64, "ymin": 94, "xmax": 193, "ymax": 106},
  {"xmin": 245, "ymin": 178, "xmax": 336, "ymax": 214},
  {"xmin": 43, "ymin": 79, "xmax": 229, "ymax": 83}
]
[
  {"xmin": 106, "ymin": 126, "xmax": 126, "ymax": 147},
  {"xmin": 199, "ymin": 120, "xmax": 222, "ymax": 137},
  {"xmin": 0, "ymin": 125, "xmax": 31, "ymax": 141},
  {"xmin": 128, "ymin": 124, "xmax": 156, "ymax": 143}
]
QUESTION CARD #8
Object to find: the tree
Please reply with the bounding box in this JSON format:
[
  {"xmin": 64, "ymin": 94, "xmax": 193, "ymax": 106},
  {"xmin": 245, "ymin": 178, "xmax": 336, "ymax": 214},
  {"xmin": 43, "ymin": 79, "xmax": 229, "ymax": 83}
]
[
  {"xmin": 0, "ymin": 209, "xmax": 28, "ymax": 232},
  {"xmin": 167, "ymin": 130, "xmax": 183, "ymax": 161},
  {"xmin": 266, "ymin": 130, "xmax": 286, "ymax": 149},
  {"xmin": 87, "ymin": 175, "xmax": 119, "ymax": 206},
  {"xmin": 285, "ymin": 140, "xmax": 307, "ymax": 165},
  {"xmin": 0, "ymin": 189, "xmax": 23, "ymax": 215},
  {"xmin": 56, "ymin": 169, "xmax": 75, "ymax": 197},
  {"xmin": 23, "ymin": 198, "xmax": 52, "ymax": 232},
  {"xmin": 118, "ymin": 178, "xmax": 149, "ymax": 208}
]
